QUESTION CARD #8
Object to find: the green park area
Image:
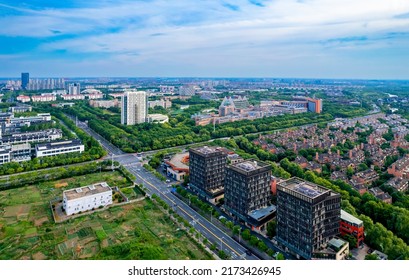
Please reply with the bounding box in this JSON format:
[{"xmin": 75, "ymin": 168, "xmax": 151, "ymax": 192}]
[{"xmin": 0, "ymin": 172, "xmax": 211, "ymax": 260}]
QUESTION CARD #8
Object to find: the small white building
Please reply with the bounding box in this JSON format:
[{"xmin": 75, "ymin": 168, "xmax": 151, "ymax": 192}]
[
  {"xmin": 62, "ymin": 94, "xmax": 85, "ymax": 100},
  {"xmin": 35, "ymin": 139, "xmax": 84, "ymax": 157},
  {"xmin": 31, "ymin": 95, "xmax": 57, "ymax": 102},
  {"xmin": 16, "ymin": 95, "xmax": 31, "ymax": 103},
  {"xmin": 148, "ymin": 114, "xmax": 169, "ymax": 123},
  {"xmin": 63, "ymin": 182, "xmax": 113, "ymax": 216}
]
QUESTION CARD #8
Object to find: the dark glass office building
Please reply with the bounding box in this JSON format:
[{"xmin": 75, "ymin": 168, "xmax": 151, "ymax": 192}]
[
  {"xmin": 224, "ymin": 160, "xmax": 272, "ymax": 224},
  {"xmin": 277, "ymin": 177, "xmax": 341, "ymax": 259},
  {"xmin": 21, "ymin": 72, "xmax": 29, "ymax": 89},
  {"xmin": 189, "ymin": 146, "xmax": 228, "ymax": 200}
]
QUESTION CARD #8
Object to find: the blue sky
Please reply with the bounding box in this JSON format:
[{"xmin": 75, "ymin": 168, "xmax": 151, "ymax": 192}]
[{"xmin": 1, "ymin": 0, "xmax": 409, "ymax": 79}]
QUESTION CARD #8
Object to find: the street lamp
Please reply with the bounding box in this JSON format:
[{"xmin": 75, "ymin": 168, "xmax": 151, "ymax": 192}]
[
  {"xmin": 220, "ymin": 237, "xmax": 224, "ymax": 251},
  {"xmin": 238, "ymin": 227, "xmax": 242, "ymax": 243}
]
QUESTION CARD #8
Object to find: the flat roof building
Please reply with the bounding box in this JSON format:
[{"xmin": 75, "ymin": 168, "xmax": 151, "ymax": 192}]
[
  {"xmin": 277, "ymin": 177, "xmax": 341, "ymax": 259},
  {"xmin": 10, "ymin": 143, "xmax": 31, "ymax": 162},
  {"xmin": 189, "ymin": 146, "xmax": 228, "ymax": 202},
  {"xmin": 35, "ymin": 139, "xmax": 84, "ymax": 158},
  {"xmin": 165, "ymin": 152, "xmax": 189, "ymax": 181},
  {"xmin": 224, "ymin": 160, "xmax": 273, "ymax": 230},
  {"xmin": 0, "ymin": 129, "xmax": 62, "ymax": 145},
  {"xmin": 63, "ymin": 182, "xmax": 112, "ymax": 216},
  {"xmin": 121, "ymin": 91, "xmax": 147, "ymax": 125},
  {"xmin": 312, "ymin": 237, "xmax": 349, "ymax": 260},
  {"xmin": 340, "ymin": 210, "xmax": 364, "ymax": 248}
]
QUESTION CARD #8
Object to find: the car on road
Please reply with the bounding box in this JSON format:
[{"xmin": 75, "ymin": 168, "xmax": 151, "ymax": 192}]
[
  {"xmin": 165, "ymin": 179, "xmax": 171, "ymax": 183},
  {"xmin": 245, "ymin": 249, "xmax": 253, "ymax": 256}
]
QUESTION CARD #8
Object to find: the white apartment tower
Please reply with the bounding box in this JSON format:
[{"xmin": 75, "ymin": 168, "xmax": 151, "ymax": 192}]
[
  {"xmin": 121, "ymin": 91, "xmax": 147, "ymax": 125},
  {"xmin": 68, "ymin": 83, "xmax": 81, "ymax": 95}
]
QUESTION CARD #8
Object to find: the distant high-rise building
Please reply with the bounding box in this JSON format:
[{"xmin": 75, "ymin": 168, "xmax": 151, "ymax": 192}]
[
  {"xmin": 224, "ymin": 160, "xmax": 274, "ymax": 230},
  {"xmin": 68, "ymin": 83, "xmax": 81, "ymax": 95},
  {"xmin": 189, "ymin": 146, "xmax": 228, "ymax": 202},
  {"xmin": 121, "ymin": 91, "xmax": 147, "ymax": 125},
  {"xmin": 178, "ymin": 85, "xmax": 196, "ymax": 96},
  {"xmin": 21, "ymin": 73, "xmax": 29, "ymax": 89},
  {"xmin": 276, "ymin": 177, "xmax": 341, "ymax": 259},
  {"xmin": 159, "ymin": 85, "xmax": 175, "ymax": 93},
  {"xmin": 307, "ymin": 98, "xmax": 323, "ymax": 113}
]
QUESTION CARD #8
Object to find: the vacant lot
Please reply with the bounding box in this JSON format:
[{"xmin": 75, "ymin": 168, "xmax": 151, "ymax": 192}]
[{"xmin": 0, "ymin": 172, "xmax": 211, "ymax": 260}]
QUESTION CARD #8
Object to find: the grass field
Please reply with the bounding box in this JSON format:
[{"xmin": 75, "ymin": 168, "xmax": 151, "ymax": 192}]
[{"xmin": 0, "ymin": 172, "xmax": 211, "ymax": 260}]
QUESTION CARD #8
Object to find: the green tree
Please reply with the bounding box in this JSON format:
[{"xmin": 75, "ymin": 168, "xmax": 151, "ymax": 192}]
[
  {"xmin": 242, "ymin": 229, "xmax": 251, "ymax": 241},
  {"xmin": 233, "ymin": 225, "xmax": 241, "ymax": 235},
  {"xmin": 343, "ymin": 234, "xmax": 357, "ymax": 248},
  {"xmin": 365, "ymin": 254, "xmax": 379, "ymax": 260},
  {"xmin": 346, "ymin": 166, "xmax": 354, "ymax": 178},
  {"xmin": 276, "ymin": 253, "xmax": 285, "ymax": 260},
  {"xmin": 249, "ymin": 236, "xmax": 259, "ymax": 246},
  {"xmin": 226, "ymin": 221, "xmax": 234, "ymax": 230},
  {"xmin": 257, "ymin": 241, "xmax": 268, "ymax": 252},
  {"xmin": 267, "ymin": 220, "xmax": 277, "ymax": 239}
]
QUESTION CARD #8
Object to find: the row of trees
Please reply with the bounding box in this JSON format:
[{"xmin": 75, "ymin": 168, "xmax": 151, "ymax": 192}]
[
  {"xmin": 64, "ymin": 102, "xmax": 334, "ymax": 152},
  {"xmin": 0, "ymin": 161, "xmax": 112, "ymax": 191}
]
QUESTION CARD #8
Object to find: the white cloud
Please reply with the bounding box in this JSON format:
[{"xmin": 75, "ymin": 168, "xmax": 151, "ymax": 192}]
[{"xmin": 1, "ymin": 0, "xmax": 409, "ymax": 77}]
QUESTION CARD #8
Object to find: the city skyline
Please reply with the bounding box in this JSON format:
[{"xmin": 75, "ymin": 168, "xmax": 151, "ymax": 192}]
[{"xmin": 0, "ymin": 1, "xmax": 409, "ymax": 79}]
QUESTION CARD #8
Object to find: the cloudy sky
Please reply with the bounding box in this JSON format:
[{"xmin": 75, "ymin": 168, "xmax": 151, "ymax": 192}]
[{"xmin": 1, "ymin": 0, "xmax": 409, "ymax": 79}]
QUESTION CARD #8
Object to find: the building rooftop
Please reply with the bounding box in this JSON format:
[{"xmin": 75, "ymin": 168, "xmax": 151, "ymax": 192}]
[
  {"xmin": 341, "ymin": 210, "xmax": 363, "ymax": 227},
  {"xmin": 278, "ymin": 177, "xmax": 330, "ymax": 199},
  {"xmin": 248, "ymin": 205, "xmax": 276, "ymax": 221},
  {"xmin": 227, "ymin": 159, "xmax": 271, "ymax": 175},
  {"xmin": 36, "ymin": 139, "xmax": 82, "ymax": 151},
  {"xmin": 190, "ymin": 146, "xmax": 224, "ymax": 155},
  {"xmin": 328, "ymin": 238, "xmax": 348, "ymax": 250},
  {"xmin": 234, "ymin": 160, "xmax": 269, "ymax": 172},
  {"xmin": 1, "ymin": 129, "xmax": 62, "ymax": 144},
  {"xmin": 165, "ymin": 152, "xmax": 189, "ymax": 172},
  {"xmin": 11, "ymin": 143, "xmax": 31, "ymax": 151},
  {"xmin": 63, "ymin": 182, "xmax": 111, "ymax": 200},
  {"xmin": 369, "ymin": 187, "xmax": 384, "ymax": 196}
]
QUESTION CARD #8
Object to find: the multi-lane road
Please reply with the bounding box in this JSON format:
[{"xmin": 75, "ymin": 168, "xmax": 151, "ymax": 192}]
[
  {"xmin": 122, "ymin": 157, "xmax": 259, "ymax": 260},
  {"xmin": 69, "ymin": 117, "xmax": 259, "ymax": 260},
  {"xmin": 65, "ymin": 115, "xmax": 124, "ymax": 156}
]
